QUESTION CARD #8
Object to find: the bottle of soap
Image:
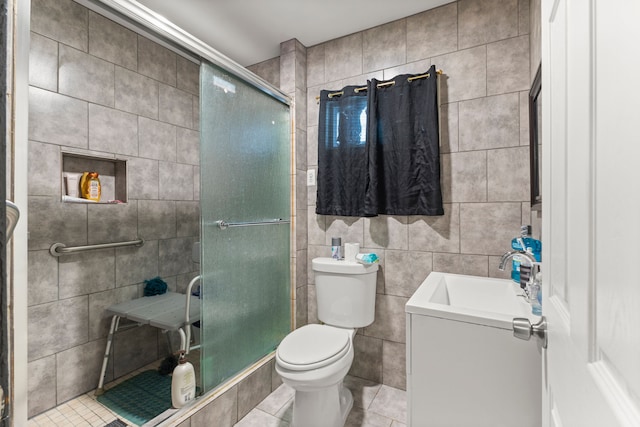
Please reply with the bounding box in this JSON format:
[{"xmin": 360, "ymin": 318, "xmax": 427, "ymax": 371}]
[
  {"xmin": 171, "ymin": 352, "xmax": 196, "ymax": 408},
  {"xmin": 530, "ymin": 272, "xmax": 542, "ymax": 315},
  {"xmin": 510, "ymin": 225, "xmax": 542, "ymax": 283},
  {"xmin": 80, "ymin": 172, "xmax": 101, "ymax": 202}
]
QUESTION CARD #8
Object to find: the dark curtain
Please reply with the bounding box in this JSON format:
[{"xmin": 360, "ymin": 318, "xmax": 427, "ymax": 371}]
[
  {"xmin": 365, "ymin": 65, "xmax": 444, "ymax": 216},
  {"xmin": 316, "ymin": 86, "xmax": 370, "ymax": 216}
]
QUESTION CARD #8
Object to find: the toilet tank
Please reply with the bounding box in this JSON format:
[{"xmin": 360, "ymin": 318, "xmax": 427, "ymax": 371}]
[{"xmin": 312, "ymin": 257, "xmax": 379, "ymax": 328}]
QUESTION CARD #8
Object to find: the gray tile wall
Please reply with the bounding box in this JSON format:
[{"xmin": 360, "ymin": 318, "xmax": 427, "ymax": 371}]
[
  {"xmin": 303, "ymin": 0, "xmax": 533, "ymax": 390},
  {"xmin": 27, "ymin": 0, "xmax": 200, "ymax": 417}
]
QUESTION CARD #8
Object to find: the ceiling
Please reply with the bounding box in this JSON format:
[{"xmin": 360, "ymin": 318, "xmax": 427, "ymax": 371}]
[{"xmin": 134, "ymin": 0, "xmax": 452, "ymax": 67}]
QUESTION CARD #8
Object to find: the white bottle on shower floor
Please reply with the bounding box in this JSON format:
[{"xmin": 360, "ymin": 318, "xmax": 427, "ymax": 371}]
[{"xmin": 171, "ymin": 352, "xmax": 196, "ymax": 408}]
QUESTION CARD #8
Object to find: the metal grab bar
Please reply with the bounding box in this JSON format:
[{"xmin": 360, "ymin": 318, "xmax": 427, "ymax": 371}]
[
  {"xmin": 215, "ymin": 218, "xmax": 290, "ymax": 230},
  {"xmin": 49, "ymin": 239, "xmax": 144, "ymax": 257}
]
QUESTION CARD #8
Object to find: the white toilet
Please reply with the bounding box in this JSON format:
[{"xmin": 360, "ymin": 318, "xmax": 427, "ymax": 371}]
[{"xmin": 275, "ymin": 257, "xmax": 379, "ymax": 427}]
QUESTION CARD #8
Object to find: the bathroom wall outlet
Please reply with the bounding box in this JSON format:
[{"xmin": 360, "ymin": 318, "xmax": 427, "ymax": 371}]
[{"xmin": 307, "ymin": 169, "xmax": 316, "ymax": 186}]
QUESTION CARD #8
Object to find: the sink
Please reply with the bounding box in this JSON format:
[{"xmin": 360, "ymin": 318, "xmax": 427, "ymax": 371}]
[
  {"xmin": 406, "ymin": 272, "xmax": 539, "ymax": 329},
  {"xmin": 405, "ymin": 271, "xmax": 542, "ymax": 426}
]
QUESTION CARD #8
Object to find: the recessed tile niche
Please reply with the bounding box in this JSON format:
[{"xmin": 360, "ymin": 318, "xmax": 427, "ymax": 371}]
[{"xmin": 61, "ymin": 150, "xmax": 127, "ymax": 203}]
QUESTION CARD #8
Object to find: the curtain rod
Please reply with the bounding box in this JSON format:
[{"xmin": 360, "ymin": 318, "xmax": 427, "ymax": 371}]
[{"xmin": 316, "ymin": 69, "xmax": 443, "ymax": 101}]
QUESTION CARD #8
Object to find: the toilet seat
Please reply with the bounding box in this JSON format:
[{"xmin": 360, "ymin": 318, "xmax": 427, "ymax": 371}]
[{"xmin": 277, "ymin": 324, "xmax": 351, "ymax": 371}]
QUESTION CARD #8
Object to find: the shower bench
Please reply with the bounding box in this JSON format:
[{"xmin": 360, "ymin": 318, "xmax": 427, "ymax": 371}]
[{"xmin": 95, "ymin": 276, "xmax": 201, "ymax": 395}]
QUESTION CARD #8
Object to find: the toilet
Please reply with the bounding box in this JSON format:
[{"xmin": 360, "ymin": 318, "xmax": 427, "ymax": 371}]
[{"xmin": 275, "ymin": 257, "xmax": 379, "ymax": 427}]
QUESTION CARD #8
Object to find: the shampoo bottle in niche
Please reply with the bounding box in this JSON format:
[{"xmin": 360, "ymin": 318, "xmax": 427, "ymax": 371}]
[
  {"xmin": 80, "ymin": 172, "xmax": 101, "ymax": 202},
  {"xmin": 510, "ymin": 225, "xmax": 541, "ymax": 284},
  {"xmin": 171, "ymin": 352, "xmax": 196, "ymax": 408}
]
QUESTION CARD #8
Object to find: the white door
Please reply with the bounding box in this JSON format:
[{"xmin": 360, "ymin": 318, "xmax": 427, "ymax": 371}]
[{"xmin": 542, "ymin": 0, "xmax": 640, "ymax": 425}]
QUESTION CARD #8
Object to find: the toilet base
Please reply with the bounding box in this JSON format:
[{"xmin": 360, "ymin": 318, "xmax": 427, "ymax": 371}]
[{"xmin": 290, "ymin": 381, "xmax": 353, "ymax": 427}]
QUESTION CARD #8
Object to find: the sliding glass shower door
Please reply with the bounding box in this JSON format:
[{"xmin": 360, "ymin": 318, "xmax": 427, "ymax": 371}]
[{"xmin": 199, "ymin": 62, "xmax": 291, "ymax": 393}]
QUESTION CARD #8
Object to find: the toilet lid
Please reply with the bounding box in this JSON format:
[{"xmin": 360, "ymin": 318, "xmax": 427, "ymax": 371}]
[{"xmin": 277, "ymin": 324, "xmax": 351, "ymax": 371}]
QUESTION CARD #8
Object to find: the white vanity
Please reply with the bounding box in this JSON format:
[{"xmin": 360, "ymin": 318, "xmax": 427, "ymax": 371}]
[{"xmin": 406, "ymin": 272, "xmax": 542, "ymax": 427}]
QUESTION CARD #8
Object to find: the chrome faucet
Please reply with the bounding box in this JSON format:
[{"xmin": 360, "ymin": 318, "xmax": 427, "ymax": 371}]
[
  {"xmin": 498, "ymin": 249, "xmax": 537, "ymax": 271},
  {"xmin": 499, "ymin": 249, "xmax": 540, "ymax": 301}
]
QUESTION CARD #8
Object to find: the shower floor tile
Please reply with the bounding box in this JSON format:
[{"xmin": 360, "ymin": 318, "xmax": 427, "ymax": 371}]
[{"xmin": 28, "ymin": 368, "xmax": 405, "ymax": 427}]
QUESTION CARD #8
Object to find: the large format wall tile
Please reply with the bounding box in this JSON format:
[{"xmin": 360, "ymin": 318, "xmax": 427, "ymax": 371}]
[
  {"xmin": 59, "ymin": 45, "xmax": 114, "ymax": 107},
  {"xmin": 139, "ymin": 117, "xmax": 177, "ymax": 162},
  {"xmin": 137, "ymin": 36, "xmax": 177, "ymax": 86},
  {"xmin": 237, "ymin": 362, "xmax": 272, "ymax": 420},
  {"xmin": 88, "ymin": 11, "xmax": 137, "ymax": 70},
  {"xmin": 115, "ymin": 240, "xmax": 159, "ymax": 287},
  {"xmin": 176, "ymin": 201, "xmax": 200, "ymax": 238},
  {"xmin": 487, "ymin": 146, "xmax": 530, "ymax": 201},
  {"xmin": 408, "ymin": 204, "xmax": 460, "ymax": 253},
  {"xmin": 28, "ymin": 250, "xmax": 59, "ymax": 307},
  {"xmin": 190, "ymin": 386, "xmax": 238, "ymax": 427},
  {"xmin": 177, "ymin": 127, "xmax": 200, "ymax": 165},
  {"xmin": 459, "ymin": 92, "xmax": 520, "ymax": 151},
  {"xmin": 364, "ymin": 294, "xmax": 408, "ymax": 343},
  {"xmin": 159, "ymin": 161, "xmax": 195, "ymax": 200},
  {"xmin": 364, "ymin": 215, "xmax": 408, "ymax": 250},
  {"xmin": 88, "ymin": 104, "xmax": 138, "ymax": 156},
  {"xmin": 247, "ymin": 57, "xmax": 281, "ymax": 88},
  {"xmin": 28, "ymin": 196, "xmax": 87, "ymax": 250},
  {"xmin": 433, "ymin": 46, "xmax": 486, "ymax": 103},
  {"xmin": 407, "ymin": 3, "xmax": 458, "ymax": 61},
  {"xmin": 306, "ymin": 44, "xmax": 325, "ymax": 88},
  {"xmin": 88, "ymin": 203, "xmax": 138, "ymax": 244},
  {"xmin": 56, "ymin": 339, "xmax": 107, "ymax": 403},
  {"xmin": 432, "ymin": 253, "xmax": 489, "ymax": 276},
  {"xmin": 112, "ymin": 325, "xmax": 158, "ymax": 377},
  {"xmin": 88, "ymin": 285, "xmax": 139, "ymax": 341},
  {"xmin": 487, "ymin": 35, "xmax": 530, "ymax": 95},
  {"xmin": 363, "ymin": 20, "xmax": 406, "ymax": 73},
  {"xmin": 440, "ymin": 102, "xmax": 459, "ymax": 153},
  {"xmin": 159, "ymin": 84, "xmax": 193, "ymax": 128},
  {"xmin": 382, "ymin": 340, "xmax": 406, "ymax": 390},
  {"xmin": 177, "ymin": 56, "xmax": 200, "ymax": 96},
  {"xmin": 159, "ymin": 237, "xmax": 196, "ymax": 277},
  {"xmin": 28, "ymin": 141, "xmax": 60, "ymax": 197},
  {"xmin": 115, "ymin": 66, "xmax": 159, "ymax": 119},
  {"xmin": 29, "ymin": 32, "xmax": 58, "ymax": 91},
  {"xmin": 460, "ymin": 202, "xmax": 522, "ymax": 255},
  {"xmin": 28, "ymin": 1, "xmax": 203, "ymax": 415},
  {"xmin": 31, "ymin": 0, "xmax": 88, "ymax": 51},
  {"xmin": 127, "ymin": 157, "xmax": 159, "ymax": 200},
  {"xmin": 29, "ymin": 87, "xmax": 87, "ymax": 148},
  {"xmin": 324, "ymin": 33, "xmax": 363, "ymax": 82},
  {"xmin": 441, "ymin": 150, "xmax": 487, "ymax": 203},
  {"xmin": 458, "ymin": 0, "xmax": 519, "ymax": 49},
  {"xmin": 385, "ymin": 250, "xmax": 432, "ymax": 297},
  {"xmin": 27, "ymin": 356, "xmax": 57, "ymax": 417},
  {"xmin": 350, "ymin": 334, "xmax": 383, "ymax": 383},
  {"xmin": 325, "ymin": 216, "xmax": 364, "ymax": 246},
  {"xmin": 28, "ymin": 296, "xmax": 88, "ymax": 361},
  {"xmin": 138, "ymin": 200, "xmax": 176, "ymax": 240},
  {"xmin": 58, "ymin": 248, "xmax": 115, "ymax": 299}
]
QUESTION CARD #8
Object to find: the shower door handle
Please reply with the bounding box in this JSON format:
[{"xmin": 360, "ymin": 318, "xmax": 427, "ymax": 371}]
[
  {"xmin": 215, "ymin": 218, "xmax": 290, "ymax": 230},
  {"xmin": 512, "ymin": 316, "xmax": 547, "ymax": 348}
]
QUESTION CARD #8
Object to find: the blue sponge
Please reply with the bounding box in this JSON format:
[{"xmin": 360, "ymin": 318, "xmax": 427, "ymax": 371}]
[{"xmin": 143, "ymin": 276, "xmax": 168, "ymax": 296}]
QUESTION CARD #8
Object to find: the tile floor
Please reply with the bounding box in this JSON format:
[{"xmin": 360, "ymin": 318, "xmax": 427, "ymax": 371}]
[
  {"xmin": 234, "ymin": 376, "xmax": 407, "ymax": 427},
  {"xmin": 27, "ymin": 373, "xmax": 406, "ymax": 427}
]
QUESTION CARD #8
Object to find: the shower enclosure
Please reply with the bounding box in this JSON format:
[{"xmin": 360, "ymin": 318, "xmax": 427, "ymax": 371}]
[{"xmin": 199, "ymin": 61, "xmax": 292, "ymax": 393}]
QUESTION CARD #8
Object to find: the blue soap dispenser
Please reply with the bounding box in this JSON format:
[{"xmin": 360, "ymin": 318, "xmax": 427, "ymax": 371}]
[{"xmin": 511, "ymin": 225, "xmax": 542, "ymax": 284}]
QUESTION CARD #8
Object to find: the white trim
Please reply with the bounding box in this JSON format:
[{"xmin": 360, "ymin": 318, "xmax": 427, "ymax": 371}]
[
  {"xmin": 589, "ymin": 360, "xmax": 640, "ymax": 427},
  {"xmin": 11, "ymin": 0, "xmax": 31, "ymax": 424}
]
